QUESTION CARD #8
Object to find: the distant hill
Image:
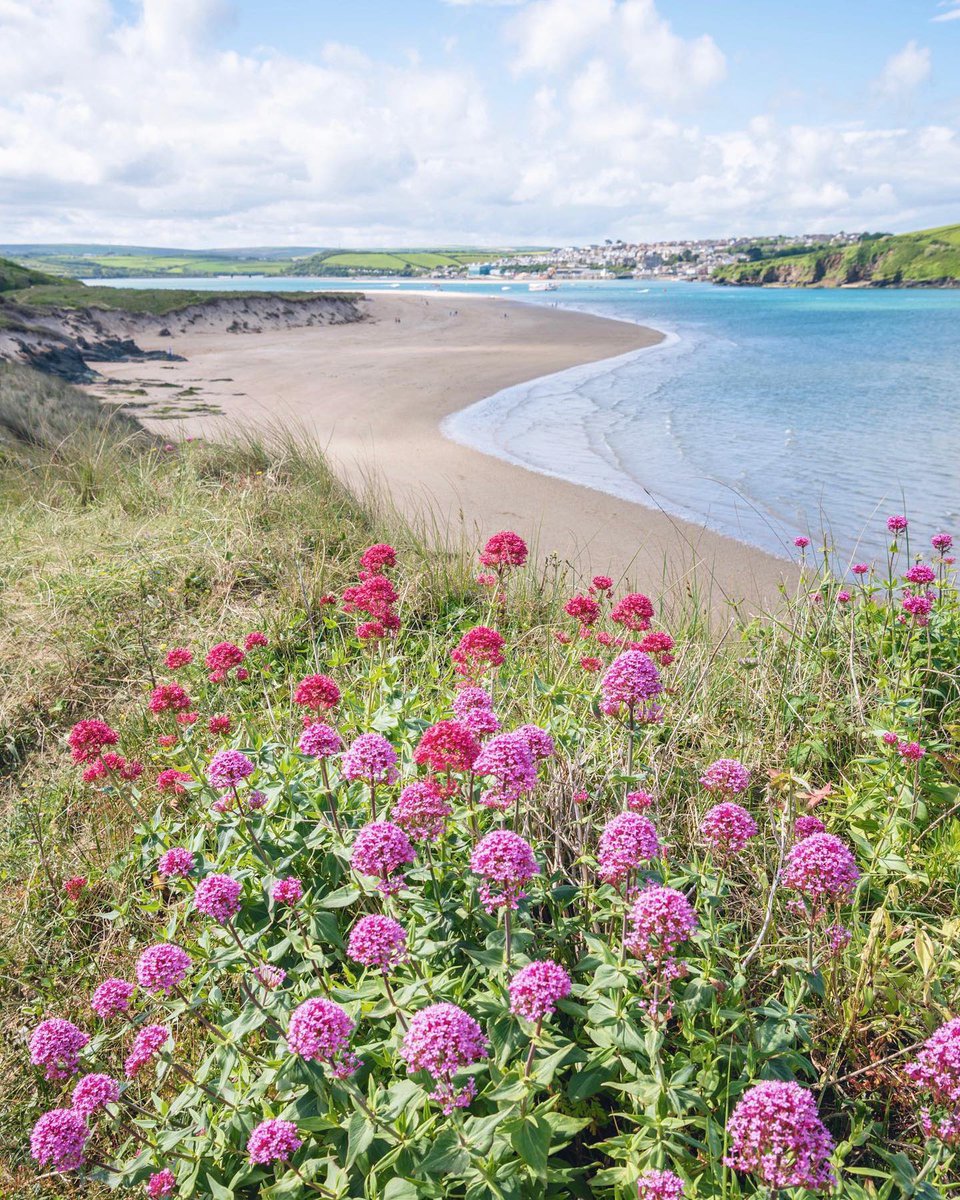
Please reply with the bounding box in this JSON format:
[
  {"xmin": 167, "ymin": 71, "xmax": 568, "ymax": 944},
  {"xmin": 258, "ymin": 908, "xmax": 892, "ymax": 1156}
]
[
  {"xmin": 713, "ymin": 224, "xmax": 960, "ymax": 287},
  {"xmin": 285, "ymin": 248, "xmax": 515, "ymax": 278},
  {"xmin": 0, "ymin": 257, "xmax": 61, "ymax": 292}
]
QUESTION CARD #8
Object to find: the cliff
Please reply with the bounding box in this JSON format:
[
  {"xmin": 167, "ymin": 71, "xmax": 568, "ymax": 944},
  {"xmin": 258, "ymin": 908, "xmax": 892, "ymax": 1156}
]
[{"xmin": 713, "ymin": 224, "xmax": 960, "ymax": 287}]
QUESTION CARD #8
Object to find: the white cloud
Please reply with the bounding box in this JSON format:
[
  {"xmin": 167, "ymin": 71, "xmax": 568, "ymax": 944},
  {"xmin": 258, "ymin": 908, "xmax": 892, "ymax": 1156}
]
[
  {"xmin": 932, "ymin": 1, "xmax": 960, "ymax": 21},
  {"xmin": 0, "ymin": 0, "xmax": 957, "ymax": 245},
  {"xmin": 874, "ymin": 40, "xmax": 931, "ymax": 96}
]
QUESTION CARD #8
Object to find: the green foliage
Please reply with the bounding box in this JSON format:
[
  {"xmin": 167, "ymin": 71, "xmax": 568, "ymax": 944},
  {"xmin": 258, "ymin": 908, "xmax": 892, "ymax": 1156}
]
[
  {"xmin": 8, "ymin": 283, "xmax": 350, "ymax": 314},
  {"xmin": 2, "ymin": 436, "xmax": 960, "ymax": 1197},
  {"xmin": 0, "ymin": 364, "xmax": 146, "ymax": 451},
  {"xmin": 0, "ymin": 255, "xmax": 60, "ymax": 292}
]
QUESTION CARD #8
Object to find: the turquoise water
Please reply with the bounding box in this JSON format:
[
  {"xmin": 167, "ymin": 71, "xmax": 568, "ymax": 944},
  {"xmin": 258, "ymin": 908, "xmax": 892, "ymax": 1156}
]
[{"xmin": 93, "ymin": 276, "xmax": 960, "ymax": 560}]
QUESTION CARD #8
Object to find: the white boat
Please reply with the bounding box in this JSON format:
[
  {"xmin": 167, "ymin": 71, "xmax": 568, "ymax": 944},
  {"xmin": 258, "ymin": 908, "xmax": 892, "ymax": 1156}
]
[{"xmin": 528, "ymin": 281, "xmax": 559, "ymax": 292}]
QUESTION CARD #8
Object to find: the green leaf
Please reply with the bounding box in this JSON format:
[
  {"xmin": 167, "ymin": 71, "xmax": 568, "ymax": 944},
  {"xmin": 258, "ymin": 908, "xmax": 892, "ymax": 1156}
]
[
  {"xmin": 383, "ymin": 1181, "xmax": 421, "ymax": 1200},
  {"xmin": 420, "ymin": 1128, "xmax": 470, "ymax": 1176},
  {"xmin": 204, "ymin": 1174, "xmax": 234, "ymax": 1200},
  {"xmin": 319, "ymin": 885, "xmax": 361, "ymax": 909},
  {"xmin": 509, "ymin": 1115, "xmax": 552, "ymax": 1179},
  {"xmin": 344, "ymin": 1109, "xmax": 375, "ymax": 1169}
]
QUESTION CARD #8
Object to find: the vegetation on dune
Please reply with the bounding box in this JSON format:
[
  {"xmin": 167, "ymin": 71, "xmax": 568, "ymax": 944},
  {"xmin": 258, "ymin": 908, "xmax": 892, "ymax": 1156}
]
[
  {"xmin": 713, "ymin": 225, "xmax": 960, "ymax": 287},
  {"xmin": 5, "ymin": 278, "xmax": 350, "ymax": 315},
  {"xmin": 0, "ymin": 258, "xmax": 61, "ymax": 293},
  {"xmin": 3, "ymin": 389, "xmax": 960, "ymax": 1197},
  {"xmin": 0, "ymin": 364, "xmax": 146, "ymax": 451}
]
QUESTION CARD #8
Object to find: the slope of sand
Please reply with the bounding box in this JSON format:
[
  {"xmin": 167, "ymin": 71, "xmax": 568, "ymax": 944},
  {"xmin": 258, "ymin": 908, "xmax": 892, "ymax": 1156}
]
[{"xmin": 93, "ymin": 293, "xmax": 794, "ymax": 611}]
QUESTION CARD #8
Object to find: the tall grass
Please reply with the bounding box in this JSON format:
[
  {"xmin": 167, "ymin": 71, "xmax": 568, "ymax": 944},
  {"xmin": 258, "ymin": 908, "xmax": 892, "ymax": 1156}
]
[{"xmin": 2, "ymin": 422, "xmax": 958, "ymax": 1196}]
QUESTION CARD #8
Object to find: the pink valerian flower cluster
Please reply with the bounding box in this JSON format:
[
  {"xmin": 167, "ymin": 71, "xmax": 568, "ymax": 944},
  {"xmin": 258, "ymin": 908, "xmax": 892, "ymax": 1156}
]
[
  {"xmin": 451, "ymin": 626, "xmax": 505, "ymax": 678},
  {"xmin": 611, "ymin": 592, "xmax": 655, "ymax": 633},
  {"xmin": 158, "ymin": 847, "xmax": 195, "ymax": 878},
  {"xmin": 165, "ymin": 646, "xmax": 193, "ymax": 669},
  {"xmin": 207, "ymin": 713, "xmax": 232, "ymax": 735},
  {"xmin": 795, "ymin": 535, "xmax": 811, "ymax": 549},
  {"xmin": 29, "ymin": 1018, "xmax": 89, "ymax": 1080},
  {"xmin": 453, "ymin": 686, "xmax": 499, "ymax": 735},
  {"xmin": 298, "ymin": 722, "xmax": 343, "ymax": 758},
  {"xmin": 205, "ymin": 641, "xmax": 245, "ymax": 683},
  {"xmin": 30, "ymin": 1108, "xmax": 90, "ymax": 1173},
  {"xmin": 392, "ymin": 780, "xmax": 452, "ymax": 842},
  {"xmin": 724, "ymin": 1080, "xmax": 836, "ymax": 1191},
  {"xmin": 783, "ymin": 833, "xmax": 859, "ymax": 918},
  {"xmin": 351, "ymin": 822, "xmax": 415, "ymax": 894},
  {"xmin": 516, "ymin": 723, "xmax": 555, "ymax": 761},
  {"xmin": 193, "ymin": 873, "xmax": 243, "ymax": 923},
  {"xmin": 342, "ymin": 733, "xmax": 399, "ymax": 786},
  {"xmin": 636, "ymin": 1169, "xmax": 685, "ymax": 1200},
  {"xmin": 91, "ymin": 978, "xmax": 134, "ymax": 1019},
  {"xmin": 898, "ymin": 740, "xmax": 925, "ymax": 761},
  {"xmin": 244, "ymin": 630, "xmax": 268, "ymax": 650},
  {"xmin": 626, "ymin": 886, "xmax": 698, "ymax": 1017},
  {"xmin": 626, "ymin": 789, "xmax": 654, "ymax": 813},
  {"xmin": 902, "ymin": 590, "xmax": 934, "ymax": 624},
  {"xmin": 592, "ymin": 574, "xmax": 614, "ymax": 593},
  {"xmin": 82, "ymin": 751, "xmax": 144, "ymax": 784},
  {"xmin": 824, "ymin": 923, "xmax": 852, "ymax": 958},
  {"xmin": 157, "ymin": 768, "xmax": 192, "ymax": 795},
  {"xmin": 254, "ymin": 964, "xmax": 287, "ymax": 990},
  {"xmin": 932, "ymin": 532, "xmax": 954, "ymax": 552},
  {"xmin": 348, "ymin": 914, "xmax": 408, "ymax": 972},
  {"xmin": 473, "ymin": 732, "xmax": 538, "ymax": 810},
  {"xmin": 148, "ymin": 1169, "xmax": 177, "ymax": 1197},
  {"xmin": 479, "ymin": 530, "xmax": 528, "ymax": 570},
  {"xmin": 905, "ymin": 563, "xmax": 936, "ymax": 585},
  {"xmin": 271, "ymin": 877, "xmax": 304, "ymax": 906},
  {"xmin": 795, "ymin": 814, "xmax": 826, "ymax": 840},
  {"xmin": 359, "ymin": 542, "xmax": 397, "ymax": 574},
  {"xmin": 905, "ymin": 1017, "xmax": 960, "ymax": 1143},
  {"xmin": 700, "ymin": 758, "xmax": 751, "ymax": 796},
  {"xmin": 247, "ymin": 1118, "xmax": 302, "ymax": 1164},
  {"xmin": 565, "ymin": 593, "xmax": 601, "ymax": 627},
  {"xmin": 148, "ymin": 683, "xmax": 192, "ymax": 716},
  {"xmin": 293, "ymin": 673, "xmax": 341, "ymax": 712},
  {"xmin": 124, "ymin": 1025, "xmax": 170, "ymax": 1078},
  {"xmin": 470, "ymin": 830, "xmax": 539, "ymax": 912},
  {"xmin": 600, "ymin": 651, "xmax": 663, "ymax": 719},
  {"xmin": 71, "ymin": 1072, "xmax": 120, "ymax": 1115},
  {"xmin": 68, "ymin": 719, "xmax": 118, "ymax": 764},
  {"xmin": 887, "ymin": 514, "xmax": 908, "ymax": 534},
  {"xmin": 852, "ymin": 562, "xmax": 870, "ymax": 576},
  {"xmin": 597, "ymin": 812, "xmax": 661, "ymax": 886},
  {"xmin": 633, "ymin": 630, "xmax": 676, "ymax": 667},
  {"xmin": 343, "ymin": 545, "xmax": 401, "ymax": 640},
  {"xmin": 136, "ymin": 944, "xmax": 191, "ymax": 994},
  {"xmin": 700, "ymin": 803, "xmax": 758, "ymax": 858},
  {"xmin": 206, "ymin": 749, "xmax": 255, "ymax": 790},
  {"xmin": 508, "ymin": 960, "xmax": 572, "ymax": 1023},
  {"xmin": 414, "ymin": 720, "xmax": 480, "ymax": 774},
  {"xmin": 399, "ymin": 1002, "xmax": 489, "ymax": 1113},
  {"xmin": 287, "ymin": 997, "xmax": 358, "ymax": 1077},
  {"xmin": 64, "ymin": 876, "xmax": 87, "ymax": 901}
]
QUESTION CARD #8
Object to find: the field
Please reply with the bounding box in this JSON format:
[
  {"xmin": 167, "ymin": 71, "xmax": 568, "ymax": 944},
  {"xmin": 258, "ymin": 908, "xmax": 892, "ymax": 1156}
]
[{"xmin": 3, "ymin": 368, "xmax": 960, "ymax": 1198}]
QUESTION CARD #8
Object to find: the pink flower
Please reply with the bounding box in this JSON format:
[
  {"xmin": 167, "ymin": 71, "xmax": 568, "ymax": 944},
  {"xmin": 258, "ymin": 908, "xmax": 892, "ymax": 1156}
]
[
  {"xmin": 887, "ymin": 515, "xmax": 908, "ymax": 534},
  {"xmin": 158, "ymin": 847, "xmax": 195, "ymax": 878},
  {"xmin": 293, "ymin": 673, "xmax": 341, "ymax": 711},
  {"xmin": 476, "ymin": 572, "xmax": 497, "ymax": 587},
  {"xmin": 932, "ymin": 533, "xmax": 953, "ymax": 552},
  {"xmin": 414, "ymin": 720, "xmax": 480, "ymax": 774},
  {"xmin": 626, "ymin": 885, "xmax": 698, "ymax": 971},
  {"xmin": 902, "ymin": 591, "xmax": 934, "ymax": 622},
  {"xmin": 342, "ymin": 733, "xmax": 399, "ymax": 786},
  {"xmin": 30, "ymin": 1108, "xmax": 89, "ymax": 1173},
  {"xmin": 148, "ymin": 1168, "xmax": 177, "ymax": 1197},
  {"xmin": 207, "ymin": 713, "xmax": 232, "ymax": 735},
  {"xmin": 626, "ymin": 790, "xmax": 654, "ymax": 813},
  {"xmin": 824, "ymin": 924, "xmax": 852, "ymax": 958},
  {"xmin": 165, "ymin": 647, "xmax": 193, "ymax": 669},
  {"xmin": 898, "ymin": 739, "xmax": 925, "ymax": 761},
  {"xmin": 724, "ymin": 1081, "xmax": 835, "ymax": 1191},
  {"xmin": 29, "ymin": 1018, "xmax": 89, "ymax": 1080},
  {"xmin": 360, "ymin": 543, "xmax": 397, "ymax": 574},
  {"xmin": 148, "ymin": 683, "xmax": 192, "ymax": 714},
  {"xmin": 700, "ymin": 803, "xmax": 757, "ymax": 857},
  {"xmin": 298, "ymin": 722, "xmax": 343, "ymax": 758},
  {"xmin": 473, "ymin": 732, "xmax": 538, "ymax": 810},
  {"xmin": 194, "ymin": 873, "xmax": 242, "ymax": 923},
  {"xmin": 91, "ymin": 977, "xmax": 134, "ymax": 1019},
  {"xmin": 565, "ymin": 594, "xmax": 601, "ymax": 625},
  {"xmin": 597, "ymin": 812, "xmax": 661, "ymax": 885},
  {"xmin": 453, "ymin": 687, "xmax": 494, "ymax": 719},
  {"xmin": 700, "ymin": 758, "xmax": 751, "ymax": 796},
  {"xmin": 71, "ymin": 1072, "xmax": 120, "ymax": 1115},
  {"xmin": 905, "ymin": 563, "xmax": 936, "ymax": 585},
  {"xmin": 205, "ymin": 641, "xmax": 245, "ymax": 681},
  {"xmin": 783, "ymin": 833, "xmax": 859, "ymax": 915},
  {"xmin": 882, "ymin": 731, "xmax": 899, "ymax": 746},
  {"xmin": 64, "ymin": 875, "xmax": 87, "ymax": 901},
  {"xmin": 287, "ymin": 997, "xmax": 357, "ymax": 1076},
  {"xmin": 636, "ymin": 1170, "xmax": 685, "ymax": 1200},
  {"xmin": 124, "ymin": 1025, "xmax": 170, "ymax": 1078},
  {"xmin": 347, "ymin": 914, "xmax": 408, "ymax": 972},
  {"xmin": 851, "ymin": 562, "xmax": 870, "ymax": 576},
  {"xmin": 206, "ymin": 749, "xmax": 255, "ymax": 789},
  {"xmin": 254, "ymin": 964, "xmax": 287, "ymax": 990},
  {"xmin": 836, "ymin": 590, "xmax": 851, "ymax": 604},
  {"xmin": 451, "ymin": 626, "xmax": 505, "ymax": 677},
  {"xmin": 794, "ymin": 536, "xmax": 811, "ymax": 549},
  {"xmin": 157, "ymin": 768, "xmax": 192, "ymax": 794},
  {"xmin": 600, "ymin": 651, "xmax": 663, "ymax": 716},
  {"xmin": 272, "ymin": 877, "xmax": 304, "ymax": 906},
  {"xmin": 592, "ymin": 574, "xmax": 614, "ymax": 592},
  {"xmin": 906, "ymin": 1017, "xmax": 960, "ymax": 1143},
  {"xmin": 399, "ymin": 1002, "xmax": 489, "ymax": 1113},
  {"xmin": 392, "ymin": 780, "xmax": 452, "ymax": 842},
  {"xmin": 580, "ymin": 656, "xmax": 602, "ymax": 672},
  {"xmin": 244, "ymin": 631, "xmax": 268, "ymax": 650},
  {"xmin": 470, "ymin": 829, "xmax": 539, "ymax": 911},
  {"xmin": 479, "ymin": 530, "xmax": 528, "ymax": 568},
  {"xmin": 136, "ymin": 944, "xmax": 191, "ymax": 994},
  {"xmin": 248, "ymin": 1118, "xmax": 302, "ymax": 1165},
  {"xmin": 610, "ymin": 592, "xmax": 655, "ymax": 633},
  {"xmin": 351, "ymin": 821, "xmax": 415, "ymax": 894},
  {"xmin": 515, "ymin": 723, "xmax": 555, "ymax": 761},
  {"xmin": 794, "ymin": 815, "xmax": 826, "ymax": 840},
  {"xmin": 68, "ymin": 719, "xmax": 118, "ymax": 764},
  {"xmin": 508, "ymin": 960, "xmax": 572, "ymax": 1023}
]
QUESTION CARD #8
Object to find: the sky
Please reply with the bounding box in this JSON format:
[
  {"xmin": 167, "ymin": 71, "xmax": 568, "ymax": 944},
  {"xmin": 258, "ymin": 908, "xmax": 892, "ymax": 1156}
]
[{"xmin": 2, "ymin": 0, "xmax": 959, "ymax": 248}]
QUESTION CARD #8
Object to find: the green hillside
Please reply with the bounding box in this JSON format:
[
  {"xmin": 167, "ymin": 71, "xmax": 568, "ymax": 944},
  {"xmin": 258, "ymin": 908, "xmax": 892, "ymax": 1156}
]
[
  {"xmin": 286, "ymin": 247, "xmax": 512, "ymax": 277},
  {"xmin": 713, "ymin": 224, "xmax": 960, "ymax": 287},
  {"xmin": 0, "ymin": 257, "xmax": 61, "ymax": 293}
]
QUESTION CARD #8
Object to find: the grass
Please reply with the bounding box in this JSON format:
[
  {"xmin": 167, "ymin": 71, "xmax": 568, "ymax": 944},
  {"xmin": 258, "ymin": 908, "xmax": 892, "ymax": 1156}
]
[
  {"xmin": 2, "ymin": 373, "xmax": 960, "ymax": 1195},
  {"xmin": 0, "ymin": 364, "xmax": 146, "ymax": 452}
]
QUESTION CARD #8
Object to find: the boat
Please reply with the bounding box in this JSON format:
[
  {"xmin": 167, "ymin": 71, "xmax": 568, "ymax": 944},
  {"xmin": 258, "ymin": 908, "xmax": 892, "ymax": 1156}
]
[{"xmin": 528, "ymin": 280, "xmax": 559, "ymax": 292}]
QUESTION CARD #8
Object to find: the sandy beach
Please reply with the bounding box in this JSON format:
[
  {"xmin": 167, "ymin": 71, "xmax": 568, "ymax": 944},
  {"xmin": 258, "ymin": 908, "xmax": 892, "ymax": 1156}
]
[{"xmin": 95, "ymin": 294, "xmax": 794, "ymax": 610}]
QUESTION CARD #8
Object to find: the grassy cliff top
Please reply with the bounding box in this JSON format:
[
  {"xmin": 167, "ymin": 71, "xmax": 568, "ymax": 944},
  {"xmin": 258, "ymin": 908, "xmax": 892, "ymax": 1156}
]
[{"xmin": 713, "ymin": 223, "xmax": 960, "ymax": 286}]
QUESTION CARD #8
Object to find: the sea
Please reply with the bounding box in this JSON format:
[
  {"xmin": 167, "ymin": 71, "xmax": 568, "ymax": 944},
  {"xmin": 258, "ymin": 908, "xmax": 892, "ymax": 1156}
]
[{"xmin": 91, "ymin": 276, "xmax": 960, "ymax": 562}]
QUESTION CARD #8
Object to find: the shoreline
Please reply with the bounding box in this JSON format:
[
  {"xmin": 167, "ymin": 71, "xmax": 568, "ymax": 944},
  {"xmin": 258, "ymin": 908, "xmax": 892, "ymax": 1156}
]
[{"xmin": 89, "ymin": 294, "xmax": 795, "ymax": 610}]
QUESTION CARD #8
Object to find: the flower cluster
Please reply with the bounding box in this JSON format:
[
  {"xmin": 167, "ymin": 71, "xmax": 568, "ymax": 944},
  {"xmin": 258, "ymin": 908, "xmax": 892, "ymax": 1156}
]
[
  {"xmin": 351, "ymin": 822, "xmax": 415, "ymax": 894},
  {"xmin": 636, "ymin": 1170, "xmax": 685, "ymax": 1200},
  {"xmin": 194, "ymin": 873, "xmax": 243, "ymax": 923},
  {"xmin": 610, "ymin": 592, "xmax": 655, "ymax": 632},
  {"xmin": 247, "ymin": 1118, "xmax": 303, "ymax": 1164},
  {"xmin": 158, "ymin": 847, "xmax": 195, "ymax": 877},
  {"xmin": 479, "ymin": 530, "xmax": 528, "ymax": 569},
  {"xmin": 600, "ymin": 651, "xmax": 663, "ymax": 718},
  {"xmin": 287, "ymin": 998, "xmax": 358, "ymax": 1077},
  {"xmin": 452, "ymin": 686, "xmax": 499, "ymax": 735},
  {"xmin": 136, "ymin": 943, "xmax": 191, "ymax": 994},
  {"xmin": 783, "ymin": 833, "xmax": 859, "ymax": 917},
  {"xmin": 699, "ymin": 803, "xmax": 757, "ymax": 857},
  {"xmin": 298, "ymin": 722, "xmax": 343, "ymax": 758},
  {"xmin": 124, "ymin": 1025, "xmax": 170, "ymax": 1078},
  {"xmin": 347, "ymin": 914, "xmax": 408, "ymax": 972},
  {"xmin": 293, "ymin": 673, "xmax": 341, "ymax": 712},
  {"xmin": 342, "ymin": 733, "xmax": 399, "ymax": 786},
  {"xmin": 597, "ymin": 812, "xmax": 661, "ymax": 886},
  {"xmin": 29, "ymin": 1018, "xmax": 89, "ymax": 1080},
  {"xmin": 724, "ymin": 1080, "xmax": 835, "ymax": 1191},
  {"xmin": 508, "ymin": 959, "xmax": 572, "ymax": 1023},
  {"xmin": 400, "ymin": 1003, "xmax": 489, "ymax": 1113},
  {"xmin": 700, "ymin": 758, "xmax": 751, "ymax": 796},
  {"xmin": 91, "ymin": 978, "xmax": 134, "ymax": 1019},
  {"xmin": 451, "ymin": 625, "xmax": 505, "ymax": 677},
  {"xmin": 392, "ymin": 780, "xmax": 451, "ymax": 842},
  {"xmin": 206, "ymin": 749, "xmax": 255, "ymax": 790},
  {"xmin": 72, "ymin": 1073, "xmax": 120, "ymax": 1115},
  {"xmin": 470, "ymin": 830, "xmax": 539, "ymax": 911},
  {"xmin": 905, "ymin": 1017, "xmax": 960, "ymax": 1143},
  {"xmin": 205, "ymin": 641, "xmax": 246, "ymax": 683},
  {"xmin": 473, "ymin": 732, "xmax": 538, "ymax": 810},
  {"xmin": 414, "ymin": 720, "xmax": 480, "ymax": 774},
  {"xmin": 30, "ymin": 1108, "xmax": 90, "ymax": 1173}
]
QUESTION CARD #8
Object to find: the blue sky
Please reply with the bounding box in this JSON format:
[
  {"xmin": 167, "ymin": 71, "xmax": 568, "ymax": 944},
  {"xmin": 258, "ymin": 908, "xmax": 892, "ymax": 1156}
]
[{"xmin": 3, "ymin": 0, "xmax": 959, "ymax": 246}]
